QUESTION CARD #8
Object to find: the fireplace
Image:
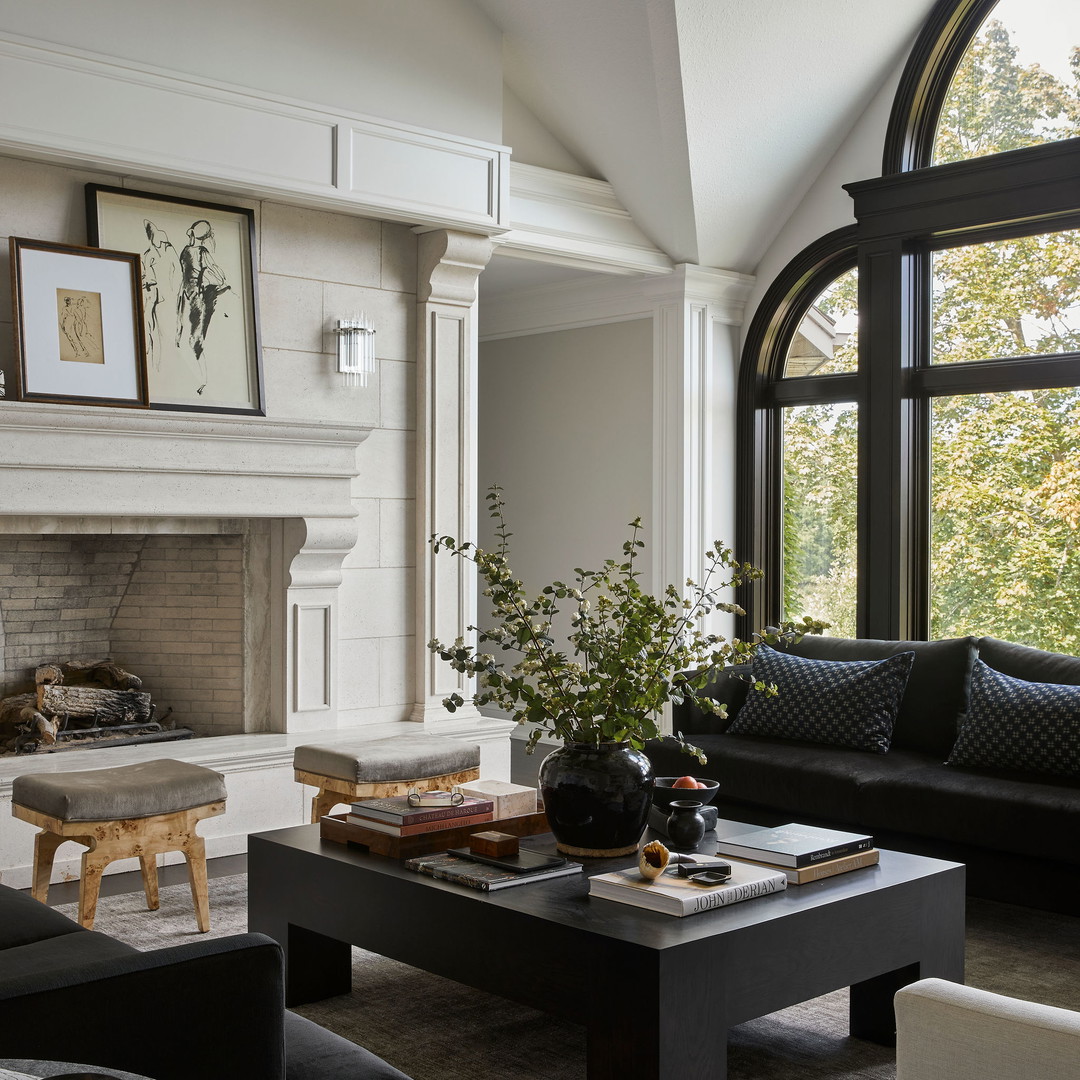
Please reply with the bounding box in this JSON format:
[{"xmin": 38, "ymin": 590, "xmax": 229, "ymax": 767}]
[
  {"xmin": 0, "ymin": 531, "xmax": 259, "ymax": 755},
  {"xmin": 0, "ymin": 403, "xmax": 372, "ymax": 738}
]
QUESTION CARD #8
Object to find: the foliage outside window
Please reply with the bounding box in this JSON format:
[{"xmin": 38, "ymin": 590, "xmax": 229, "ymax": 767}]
[{"xmin": 742, "ymin": 0, "xmax": 1080, "ymax": 651}]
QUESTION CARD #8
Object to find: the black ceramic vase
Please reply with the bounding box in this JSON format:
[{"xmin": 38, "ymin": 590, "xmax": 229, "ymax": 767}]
[
  {"xmin": 666, "ymin": 800, "xmax": 707, "ymax": 851},
  {"xmin": 538, "ymin": 741, "xmax": 655, "ymax": 856}
]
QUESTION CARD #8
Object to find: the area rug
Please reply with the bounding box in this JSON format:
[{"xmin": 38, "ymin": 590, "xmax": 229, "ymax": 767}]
[{"xmin": 57, "ymin": 878, "xmax": 1080, "ymax": 1080}]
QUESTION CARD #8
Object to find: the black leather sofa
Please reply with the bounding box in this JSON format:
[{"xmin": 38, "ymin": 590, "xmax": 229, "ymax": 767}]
[
  {"xmin": 0, "ymin": 882, "xmax": 411, "ymax": 1080},
  {"xmin": 646, "ymin": 635, "xmax": 1080, "ymax": 912}
]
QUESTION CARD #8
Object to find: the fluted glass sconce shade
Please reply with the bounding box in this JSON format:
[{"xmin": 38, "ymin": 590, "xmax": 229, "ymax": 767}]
[{"xmin": 335, "ymin": 314, "xmax": 376, "ymax": 388}]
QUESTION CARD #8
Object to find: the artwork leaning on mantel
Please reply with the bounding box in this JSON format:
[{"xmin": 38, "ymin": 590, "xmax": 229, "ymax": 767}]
[
  {"xmin": 429, "ymin": 485, "xmax": 823, "ymax": 856},
  {"xmin": 85, "ymin": 184, "xmax": 264, "ymax": 416}
]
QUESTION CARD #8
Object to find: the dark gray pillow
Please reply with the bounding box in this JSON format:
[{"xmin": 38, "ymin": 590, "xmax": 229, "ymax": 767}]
[
  {"xmin": 948, "ymin": 659, "xmax": 1080, "ymax": 778},
  {"xmin": 727, "ymin": 645, "xmax": 915, "ymax": 754}
]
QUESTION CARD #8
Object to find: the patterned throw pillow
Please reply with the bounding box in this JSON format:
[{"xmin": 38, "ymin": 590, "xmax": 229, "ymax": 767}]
[
  {"xmin": 726, "ymin": 646, "xmax": 915, "ymax": 754},
  {"xmin": 947, "ymin": 660, "xmax": 1080, "ymax": 778}
]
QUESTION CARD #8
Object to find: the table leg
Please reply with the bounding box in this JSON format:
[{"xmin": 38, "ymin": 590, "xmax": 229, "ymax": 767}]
[
  {"xmin": 850, "ymin": 962, "xmax": 920, "ymax": 1043},
  {"xmin": 586, "ymin": 979, "xmax": 728, "ymax": 1080},
  {"xmin": 283, "ymin": 923, "xmax": 353, "ymax": 1006}
]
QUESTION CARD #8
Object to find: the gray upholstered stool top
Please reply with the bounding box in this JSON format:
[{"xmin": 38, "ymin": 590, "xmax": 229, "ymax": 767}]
[
  {"xmin": 11, "ymin": 758, "xmax": 227, "ymax": 822},
  {"xmin": 294, "ymin": 733, "xmax": 481, "ymax": 784}
]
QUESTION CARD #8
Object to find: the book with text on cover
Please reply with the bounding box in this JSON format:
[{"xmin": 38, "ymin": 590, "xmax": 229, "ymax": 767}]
[
  {"xmin": 734, "ymin": 847, "xmax": 880, "ymax": 885},
  {"xmin": 348, "ymin": 795, "xmax": 493, "ymax": 826},
  {"xmin": 589, "ymin": 861, "xmax": 787, "ymax": 917},
  {"xmin": 345, "ymin": 810, "xmax": 493, "ymax": 836},
  {"xmin": 405, "ymin": 851, "xmax": 583, "ymax": 891},
  {"xmin": 714, "ymin": 823, "xmax": 873, "ymax": 868}
]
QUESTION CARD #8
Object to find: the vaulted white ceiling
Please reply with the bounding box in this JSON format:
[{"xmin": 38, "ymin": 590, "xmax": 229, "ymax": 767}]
[{"xmin": 473, "ymin": 0, "xmax": 938, "ymax": 275}]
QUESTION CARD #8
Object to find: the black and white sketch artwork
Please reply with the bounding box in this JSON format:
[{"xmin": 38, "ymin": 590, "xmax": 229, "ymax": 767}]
[{"xmin": 86, "ymin": 186, "xmax": 263, "ymax": 415}]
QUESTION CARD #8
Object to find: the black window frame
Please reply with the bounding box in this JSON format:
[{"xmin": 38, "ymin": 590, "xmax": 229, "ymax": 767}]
[{"xmin": 737, "ymin": 0, "xmax": 1080, "ymax": 642}]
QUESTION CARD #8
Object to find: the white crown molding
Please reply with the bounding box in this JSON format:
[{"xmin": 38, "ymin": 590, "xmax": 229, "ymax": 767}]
[
  {"xmin": 0, "ymin": 31, "xmax": 510, "ymax": 233},
  {"xmin": 495, "ymin": 162, "xmax": 674, "ymax": 276},
  {"xmin": 479, "ymin": 261, "xmax": 756, "ymax": 342}
]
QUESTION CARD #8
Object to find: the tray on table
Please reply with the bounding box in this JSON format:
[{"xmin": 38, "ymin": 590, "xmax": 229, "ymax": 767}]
[{"xmin": 320, "ymin": 809, "xmax": 551, "ymax": 859}]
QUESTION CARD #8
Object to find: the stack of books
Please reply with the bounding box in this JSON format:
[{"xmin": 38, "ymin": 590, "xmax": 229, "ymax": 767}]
[
  {"xmin": 346, "ymin": 794, "xmax": 494, "ymax": 837},
  {"xmin": 714, "ymin": 823, "xmax": 879, "ymax": 885},
  {"xmin": 589, "ymin": 860, "xmax": 787, "ymax": 916}
]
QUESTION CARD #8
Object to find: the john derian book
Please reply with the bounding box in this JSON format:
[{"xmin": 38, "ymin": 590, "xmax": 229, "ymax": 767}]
[
  {"xmin": 714, "ymin": 823, "xmax": 873, "ymax": 868},
  {"xmin": 589, "ymin": 861, "xmax": 787, "ymax": 917}
]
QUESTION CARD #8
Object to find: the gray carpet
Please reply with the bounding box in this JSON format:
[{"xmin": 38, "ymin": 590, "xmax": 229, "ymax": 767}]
[{"xmin": 57, "ymin": 876, "xmax": 1080, "ymax": 1080}]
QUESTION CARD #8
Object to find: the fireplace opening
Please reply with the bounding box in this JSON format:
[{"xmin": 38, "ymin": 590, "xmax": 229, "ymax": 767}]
[{"xmin": 0, "ymin": 533, "xmax": 247, "ymax": 756}]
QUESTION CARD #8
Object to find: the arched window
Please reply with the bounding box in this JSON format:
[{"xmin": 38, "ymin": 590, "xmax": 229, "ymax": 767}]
[{"xmin": 739, "ymin": 0, "xmax": 1080, "ymax": 651}]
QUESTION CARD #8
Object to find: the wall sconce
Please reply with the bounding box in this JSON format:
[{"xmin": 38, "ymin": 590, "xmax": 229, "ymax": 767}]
[{"xmin": 334, "ymin": 314, "xmax": 376, "ymax": 388}]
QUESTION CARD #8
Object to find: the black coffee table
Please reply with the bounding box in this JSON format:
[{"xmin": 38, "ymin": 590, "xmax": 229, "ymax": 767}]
[{"xmin": 247, "ymin": 825, "xmax": 964, "ymax": 1080}]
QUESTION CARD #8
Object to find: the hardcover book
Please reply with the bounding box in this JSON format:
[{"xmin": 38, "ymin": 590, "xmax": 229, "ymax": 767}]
[
  {"xmin": 589, "ymin": 861, "xmax": 787, "ymax": 917},
  {"xmin": 345, "ymin": 810, "xmax": 494, "ymax": 836},
  {"xmin": 348, "ymin": 795, "xmax": 493, "ymax": 826},
  {"xmin": 714, "ymin": 823, "xmax": 873, "ymax": 868},
  {"xmin": 405, "ymin": 851, "xmax": 583, "ymax": 891},
  {"xmin": 734, "ymin": 847, "xmax": 880, "ymax": 885}
]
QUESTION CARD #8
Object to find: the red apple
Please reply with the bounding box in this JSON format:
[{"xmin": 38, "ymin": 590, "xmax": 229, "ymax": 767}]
[{"xmin": 672, "ymin": 775, "xmax": 699, "ymax": 789}]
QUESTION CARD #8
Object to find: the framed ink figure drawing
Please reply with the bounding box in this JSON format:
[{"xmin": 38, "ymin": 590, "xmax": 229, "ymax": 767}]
[
  {"xmin": 9, "ymin": 236, "xmax": 149, "ymax": 408},
  {"xmin": 86, "ymin": 184, "xmax": 265, "ymax": 415}
]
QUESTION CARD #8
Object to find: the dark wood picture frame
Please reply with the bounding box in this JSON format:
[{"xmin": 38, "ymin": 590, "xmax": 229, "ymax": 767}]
[
  {"xmin": 85, "ymin": 184, "xmax": 264, "ymax": 416},
  {"xmin": 9, "ymin": 236, "xmax": 149, "ymax": 409}
]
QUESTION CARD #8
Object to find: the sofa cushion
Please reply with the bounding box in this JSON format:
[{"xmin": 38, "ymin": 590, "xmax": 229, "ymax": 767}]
[
  {"xmin": 647, "ymin": 734, "xmax": 930, "ymax": 823},
  {"xmin": 284, "ymin": 1011, "xmax": 412, "ymax": 1080},
  {"xmin": 782, "ymin": 635, "xmax": 978, "ymax": 756},
  {"xmin": 857, "ymin": 758, "xmax": 1080, "ymax": 863},
  {"xmin": 0, "ymin": 929, "xmax": 138, "ymax": 980},
  {"xmin": 947, "ymin": 660, "xmax": 1080, "ymax": 779},
  {"xmin": 0, "ymin": 885, "xmax": 86, "ymax": 950},
  {"xmin": 672, "ymin": 664, "xmax": 752, "ymax": 735},
  {"xmin": 727, "ymin": 646, "xmax": 914, "ymax": 753},
  {"xmin": 977, "ymin": 638, "xmax": 1080, "ymax": 685}
]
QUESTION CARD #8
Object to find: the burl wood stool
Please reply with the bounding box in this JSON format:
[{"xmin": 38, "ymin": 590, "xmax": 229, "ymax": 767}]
[
  {"xmin": 294, "ymin": 733, "xmax": 481, "ymax": 823},
  {"xmin": 11, "ymin": 758, "xmax": 227, "ymax": 932}
]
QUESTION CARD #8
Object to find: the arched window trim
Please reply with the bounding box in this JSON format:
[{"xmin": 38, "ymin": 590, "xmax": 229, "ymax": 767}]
[
  {"xmin": 739, "ymin": 0, "xmax": 1080, "ymax": 643},
  {"xmin": 883, "ymin": 0, "xmax": 1000, "ymax": 174},
  {"xmin": 735, "ymin": 227, "xmax": 856, "ymax": 638}
]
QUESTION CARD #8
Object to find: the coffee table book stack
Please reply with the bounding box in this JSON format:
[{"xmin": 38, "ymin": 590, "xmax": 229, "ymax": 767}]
[
  {"xmin": 714, "ymin": 823, "xmax": 880, "ymax": 885},
  {"xmin": 346, "ymin": 794, "xmax": 494, "ymax": 836},
  {"xmin": 589, "ymin": 860, "xmax": 787, "ymax": 916}
]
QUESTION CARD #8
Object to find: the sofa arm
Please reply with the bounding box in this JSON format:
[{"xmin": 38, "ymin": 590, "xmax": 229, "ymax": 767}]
[
  {"xmin": 0, "ymin": 932, "xmax": 286, "ymax": 1080},
  {"xmin": 895, "ymin": 978, "xmax": 1080, "ymax": 1080}
]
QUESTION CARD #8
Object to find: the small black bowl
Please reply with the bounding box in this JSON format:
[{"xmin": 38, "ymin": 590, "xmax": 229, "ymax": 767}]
[{"xmin": 652, "ymin": 776, "xmax": 720, "ymax": 812}]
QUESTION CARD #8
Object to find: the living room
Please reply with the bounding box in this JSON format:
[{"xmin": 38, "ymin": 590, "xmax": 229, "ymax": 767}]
[{"xmin": 1, "ymin": 0, "xmax": 1078, "ymax": 1078}]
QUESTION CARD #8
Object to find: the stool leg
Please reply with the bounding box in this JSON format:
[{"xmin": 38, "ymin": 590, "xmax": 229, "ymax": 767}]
[
  {"xmin": 140, "ymin": 854, "xmax": 160, "ymax": 911},
  {"xmin": 182, "ymin": 833, "xmax": 211, "ymax": 933},
  {"xmin": 31, "ymin": 830, "xmax": 66, "ymax": 905},
  {"xmin": 311, "ymin": 788, "xmax": 342, "ymax": 824},
  {"xmin": 79, "ymin": 844, "xmax": 113, "ymax": 930}
]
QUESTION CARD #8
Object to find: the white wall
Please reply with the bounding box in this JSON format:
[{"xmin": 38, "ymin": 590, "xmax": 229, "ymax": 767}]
[
  {"xmin": 0, "ymin": 0, "xmax": 504, "ymax": 145},
  {"xmin": 741, "ymin": 55, "xmax": 908, "ymax": 344},
  {"xmin": 478, "ymin": 320, "xmax": 654, "ymax": 598},
  {"xmin": 0, "ymin": 153, "xmax": 419, "ymax": 728}
]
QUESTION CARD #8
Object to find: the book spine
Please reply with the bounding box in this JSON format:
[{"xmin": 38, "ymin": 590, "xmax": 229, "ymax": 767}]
[
  {"xmin": 346, "ymin": 811, "xmax": 494, "ymax": 836},
  {"xmin": 684, "ymin": 874, "xmax": 787, "ymax": 914},
  {"xmin": 793, "ymin": 839, "xmax": 872, "ymax": 868},
  {"xmin": 349, "ymin": 801, "xmax": 493, "ymax": 825},
  {"xmin": 741, "ymin": 848, "xmax": 880, "ymax": 884},
  {"xmin": 410, "ymin": 863, "xmax": 494, "ymax": 891}
]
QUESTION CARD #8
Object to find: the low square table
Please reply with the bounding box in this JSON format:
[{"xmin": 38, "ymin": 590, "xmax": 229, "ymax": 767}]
[{"xmin": 248, "ymin": 824, "xmax": 965, "ymax": 1080}]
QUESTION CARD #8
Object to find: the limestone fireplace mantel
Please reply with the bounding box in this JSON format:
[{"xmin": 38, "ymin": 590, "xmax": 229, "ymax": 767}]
[{"xmin": 0, "ymin": 401, "xmax": 373, "ymax": 736}]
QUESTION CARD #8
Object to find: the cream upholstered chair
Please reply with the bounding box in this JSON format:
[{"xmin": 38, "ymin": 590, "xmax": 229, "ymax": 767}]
[{"xmin": 895, "ymin": 978, "xmax": 1080, "ymax": 1080}]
